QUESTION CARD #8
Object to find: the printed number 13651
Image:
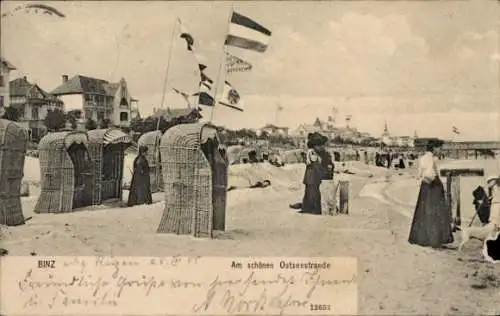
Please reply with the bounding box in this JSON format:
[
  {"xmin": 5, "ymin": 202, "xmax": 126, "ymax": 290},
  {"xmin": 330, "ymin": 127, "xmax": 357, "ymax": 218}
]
[{"xmin": 310, "ymin": 304, "xmax": 332, "ymax": 311}]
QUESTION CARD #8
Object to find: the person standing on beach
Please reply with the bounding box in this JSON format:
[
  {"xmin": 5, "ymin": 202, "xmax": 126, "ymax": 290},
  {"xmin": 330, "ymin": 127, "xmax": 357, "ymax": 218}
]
[
  {"xmin": 315, "ymin": 144, "xmax": 335, "ymax": 215},
  {"xmin": 408, "ymin": 141, "xmax": 453, "ymax": 248},
  {"xmin": 128, "ymin": 145, "xmax": 153, "ymax": 207},
  {"xmin": 300, "ymin": 148, "xmax": 323, "ymax": 214}
]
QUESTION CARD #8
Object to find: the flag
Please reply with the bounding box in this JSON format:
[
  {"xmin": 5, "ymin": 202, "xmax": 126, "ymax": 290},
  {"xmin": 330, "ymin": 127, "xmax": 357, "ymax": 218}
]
[
  {"xmin": 219, "ymin": 81, "xmax": 243, "ymax": 111},
  {"xmin": 178, "ymin": 18, "xmax": 208, "ymax": 71},
  {"xmin": 172, "ymin": 88, "xmax": 191, "ymax": 104},
  {"xmin": 226, "ymin": 52, "xmax": 252, "ymax": 73},
  {"xmin": 225, "ymin": 11, "xmax": 272, "ymax": 53},
  {"xmin": 200, "ymin": 71, "xmax": 214, "ymax": 90},
  {"xmin": 193, "ymin": 76, "xmax": 215, "ymax": 107},
  {"xmin": 452, "ymin": 126, "xmax": 460, "ymax": 135},
  {"xmin": 193, "ymin": 91, "xmax": 214, "ymax": 107}
]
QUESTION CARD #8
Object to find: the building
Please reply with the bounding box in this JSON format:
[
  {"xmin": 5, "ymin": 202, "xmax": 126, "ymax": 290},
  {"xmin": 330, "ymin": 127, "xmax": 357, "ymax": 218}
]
[
  {"xmin": 260, "ymin": 124, "xmax": 289, "ymax": 137},
  {"xmin": 0, "ymin": 57, "xmax": 17, "ymax": 115},
  {"xmin": 9, "ymin": 76, "xmax": 63, "ymax": 140},
  {"xmin": 51, "ymin": 75, "xmax": 138, "ymax": 127},
  {"xmin": 381, "ymin": 120, "xmax": 391, "ymax": 145},
  {"xmin": 380, "ymin": 121, "xmax": 415, "ymax": 147}
]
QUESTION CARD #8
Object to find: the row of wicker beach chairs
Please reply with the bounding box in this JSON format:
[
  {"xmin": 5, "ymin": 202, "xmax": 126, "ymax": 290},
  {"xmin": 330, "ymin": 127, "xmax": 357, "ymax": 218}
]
[{"xmin": 0, "ymin": 120, "xmax": 228, "ymax": 238}]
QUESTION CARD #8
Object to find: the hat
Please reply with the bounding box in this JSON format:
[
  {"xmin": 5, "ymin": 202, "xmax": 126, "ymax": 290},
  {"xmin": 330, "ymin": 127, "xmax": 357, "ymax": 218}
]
[
  {"xmin": 486, "ymin": 175, "xmax": 500, "ymax": 186},
  {"xmin": 306, "ymin": 132, "xmax": 328, "ymax": 148}
]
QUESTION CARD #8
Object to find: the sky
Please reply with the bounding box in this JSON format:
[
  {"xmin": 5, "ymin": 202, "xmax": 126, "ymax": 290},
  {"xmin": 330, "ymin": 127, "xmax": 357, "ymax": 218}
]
[{"xmin": 1, "ymin": 0, "xmax": 499, "ymax": 141}]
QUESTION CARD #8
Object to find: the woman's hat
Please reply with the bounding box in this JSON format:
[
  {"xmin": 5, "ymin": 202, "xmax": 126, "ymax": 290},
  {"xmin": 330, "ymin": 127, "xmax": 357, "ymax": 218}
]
[
  {"xmin": 139, "ymin": 145, "xmax": 148, "ymax": 153},
  {"xmin": 486, "ymin": 175, "xmax": 500, "ymax": 186},
  {"xmin": 306, "ymin": 132, "xmax": 328, "ymax": 148}
]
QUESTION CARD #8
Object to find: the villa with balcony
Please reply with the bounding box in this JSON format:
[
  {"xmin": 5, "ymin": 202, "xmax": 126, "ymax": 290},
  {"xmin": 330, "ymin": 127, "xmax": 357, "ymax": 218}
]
[
  {"xmin": 51, "ymin": 74, "xmax": 138, "ymax": 127},
  {"xmin": 9, "ymin": 76, "xmax": 63, "ymax": 140}
]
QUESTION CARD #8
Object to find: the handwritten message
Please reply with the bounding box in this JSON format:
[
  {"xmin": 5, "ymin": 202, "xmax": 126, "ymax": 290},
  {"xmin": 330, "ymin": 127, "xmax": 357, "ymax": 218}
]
[{"xmin": 0, "ymin": 256, "xmax": 358, "ymax": 315}]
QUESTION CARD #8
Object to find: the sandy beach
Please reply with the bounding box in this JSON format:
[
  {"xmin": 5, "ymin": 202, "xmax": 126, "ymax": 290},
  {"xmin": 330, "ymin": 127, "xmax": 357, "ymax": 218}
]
[{"xmin": 1, "ymin": 156, "xmax": 499, "ymax": 315}]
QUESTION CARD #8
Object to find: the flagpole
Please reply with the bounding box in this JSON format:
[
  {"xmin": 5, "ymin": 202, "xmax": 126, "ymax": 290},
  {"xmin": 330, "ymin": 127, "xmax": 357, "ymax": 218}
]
[
  {"xmin": 152, "ymin": 17, "xmax": 177, "ymax": 190},
  {"xmin": 156, "ymin": 17, "xmax": 179, "ymax": 132},
  {"xmin": 209, "ymin": 5, "xmax": 234, "ymax": 123}
]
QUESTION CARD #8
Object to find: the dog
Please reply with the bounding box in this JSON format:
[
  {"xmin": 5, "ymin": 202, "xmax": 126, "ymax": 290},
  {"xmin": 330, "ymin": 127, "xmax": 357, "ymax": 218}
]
[{"xmin": 457, "ymin": 222, "xmax": 499, "ymax": 251}]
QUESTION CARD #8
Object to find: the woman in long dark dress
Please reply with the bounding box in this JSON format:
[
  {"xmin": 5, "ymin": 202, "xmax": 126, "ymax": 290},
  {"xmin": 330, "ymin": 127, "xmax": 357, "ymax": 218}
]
[
  {"xmin": 300, "ymin": 148, "xmax": 323, "ymax": 214},
  {"xmin": 408, "ymin": 141, "xmax": 453, "ymax": 248},
  {"xmin": 128, "ymin": 145, "xmax": 153, "ymax": 206}
]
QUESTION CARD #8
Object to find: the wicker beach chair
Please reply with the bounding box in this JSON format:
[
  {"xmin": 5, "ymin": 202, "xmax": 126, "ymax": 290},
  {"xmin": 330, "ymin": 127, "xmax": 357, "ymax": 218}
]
[
  {"xmin": 157, "ymin": 123, "xmax": 228, "ymax": 238},
  {"xmin": 34, "ymin": 131, "xmax": 93, "ymax": 213},
  {"xmin": 88, "ymin": 129, "xmax": 132, "ymax": 205},
  {"xmin": 0, "ymin": 119, "xmax": 28, "ymax": 226},
  {"xmin": 137, "ymin": 130, "xmax": 163, "ymax": 193}
]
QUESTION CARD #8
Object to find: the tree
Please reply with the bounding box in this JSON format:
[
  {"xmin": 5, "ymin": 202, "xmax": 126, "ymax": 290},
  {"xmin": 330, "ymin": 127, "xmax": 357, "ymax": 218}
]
[
  {"xmin": 130, "ymin": 117, "xmax": 144, "ymax": 134},
  {"xmin": 65, "ymin": 110, "xmax": 82, "ymax": 129},
  {"xmin": 1, "ymin": 107, "xmax": 21, "ymax": 121},
  {"xmin": 85, "ymin": 118, "xmax": 98, "ymax": 130},
  {"xmin": 44, "ymin": 108, "xmax": 66, "ymax": 132},
  {"xmin": 100, "ymin": 118, "xmax": 111, "ymax": 129}
]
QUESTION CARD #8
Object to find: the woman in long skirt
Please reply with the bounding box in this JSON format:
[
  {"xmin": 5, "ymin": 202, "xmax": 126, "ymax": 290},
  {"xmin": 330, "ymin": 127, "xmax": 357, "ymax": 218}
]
[
  {"xmin": 299, "ymin": 148, "xmax": 323, "ymax": 214},
  {"xmin": 408, "ymin": 141, "xmax": 453, "ymax": 248},
  {"xmin": 316, "ymin": 145, "xmax": 336, "ymax": 215},
  {"xmin": 128, "ymin": 145, "xmax": 153, "ymax": 206}
]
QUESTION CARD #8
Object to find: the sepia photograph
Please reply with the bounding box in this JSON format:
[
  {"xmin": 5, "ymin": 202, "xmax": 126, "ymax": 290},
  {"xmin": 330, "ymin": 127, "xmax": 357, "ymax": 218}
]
[{"xmin": 0, "ymin": 0, "xmax": 499, "ymax": 314}]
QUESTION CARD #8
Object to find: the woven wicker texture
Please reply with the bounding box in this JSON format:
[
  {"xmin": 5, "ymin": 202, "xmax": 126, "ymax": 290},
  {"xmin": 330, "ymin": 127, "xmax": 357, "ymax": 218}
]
[
  {"xmin": 0, "ymin": 119, "xmax": 28, "ymax": 226},
  {"xmin": 137, "ymin": 130, "xmax": 163, "ymax": 192},
  {"xmin": 34, "ymin": 131, "xmax": 93, "ymax": 213},
  {"xmin": 157, "ymin": 123, "xmax": 228, "ymax": 238},
  {"xmin": 88, "ymin": 129, "xmax": 132, "ymax": 205}
]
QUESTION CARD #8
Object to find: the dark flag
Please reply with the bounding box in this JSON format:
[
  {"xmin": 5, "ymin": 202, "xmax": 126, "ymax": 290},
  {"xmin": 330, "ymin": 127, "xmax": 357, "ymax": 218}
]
[{"xmin": 193, "ymin": 92, "xmax": 214, "ymax": 107}]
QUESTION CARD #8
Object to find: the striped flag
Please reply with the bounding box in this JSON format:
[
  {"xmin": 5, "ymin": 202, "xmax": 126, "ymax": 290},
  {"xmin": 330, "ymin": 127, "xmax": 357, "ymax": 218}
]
[
  {"xmin": 194, "ymin": 78, "xmax": 215, "ymax": 107},
  {"xmin": 225, "ymin": 11, "xmax": 272, "ymax": 53},
  {"xmin": 200, "ymin": 71, "xmax": 214, "ymax": 90},
  {"xmin": 219, "ymin": 81, "xmax": 243, "ymax": 111},
  {"xmin": 452, "ymin": 126, "xmax": 460, "ymax": 135},
  {"xmin": 226, "ymin": 52, "xmax": 252, "ymax": 73}
]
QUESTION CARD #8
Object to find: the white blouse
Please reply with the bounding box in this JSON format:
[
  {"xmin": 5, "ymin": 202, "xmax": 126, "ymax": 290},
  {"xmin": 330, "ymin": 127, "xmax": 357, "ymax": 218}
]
[
  {"xmin": 418, "ymin": 152, "xmax": 438, "ymax": 182},
  {"xmin": 490, "ymin": 186, "xmax": 500, "ymax": 226}
]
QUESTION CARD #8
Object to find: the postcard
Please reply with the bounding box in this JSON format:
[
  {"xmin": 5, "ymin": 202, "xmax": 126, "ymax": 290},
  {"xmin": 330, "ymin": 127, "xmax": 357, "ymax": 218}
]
[{"xmin": 0, "ymin": 1, "xmax": 499, "ymax": 315}]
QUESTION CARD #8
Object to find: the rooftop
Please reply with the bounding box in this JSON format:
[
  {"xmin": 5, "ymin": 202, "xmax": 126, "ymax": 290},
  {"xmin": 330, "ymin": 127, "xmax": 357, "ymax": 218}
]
[
  {"xmin": 0, "ymin": 57, "xmax": 16, "ymax": 70},
  {"xmin": 51, "ymin": 75, "xmax": 135, "ymax": 100},
  {"xmin": 9, "ymin": 77, "xmax": 59, "ymax": 101},
  {"xmin": 262, "ymin": 124, "xmax": 289, "ymax": 130}
]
